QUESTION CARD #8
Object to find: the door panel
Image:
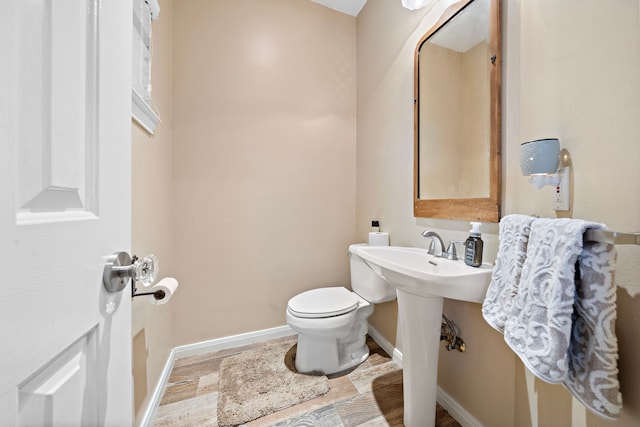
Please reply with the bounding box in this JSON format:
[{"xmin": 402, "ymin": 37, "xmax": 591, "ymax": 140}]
[
  {"xmin": 16, "ymin": 0, "xmax": 99, "ymax": 224},
  {"xmin": 18, "ymin": 328, "xmax": 98, "ymax": 426},
  {"xmin": 0, "ymin": 0, "xmax": 132, "ymax": 425}
]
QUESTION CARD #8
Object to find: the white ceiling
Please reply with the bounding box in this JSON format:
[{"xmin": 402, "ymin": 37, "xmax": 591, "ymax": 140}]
[
  {"xmin": 428, "ymin": 0, "xmax": 489, "ymax": 52},
  {"xmin": 309, "ymin": 0, "xmax": 368, "ymax": 16}
]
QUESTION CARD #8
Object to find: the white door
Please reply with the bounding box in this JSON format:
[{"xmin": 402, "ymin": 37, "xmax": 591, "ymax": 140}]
[{"xmin": 0, "ymin": 1, "xmax": 132, "ymax": 426}]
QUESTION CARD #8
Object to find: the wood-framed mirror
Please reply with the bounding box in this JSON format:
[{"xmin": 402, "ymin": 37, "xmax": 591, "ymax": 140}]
[{"xmin": 413, "ymin": 0, "xmax": 501, "ymax": 222}]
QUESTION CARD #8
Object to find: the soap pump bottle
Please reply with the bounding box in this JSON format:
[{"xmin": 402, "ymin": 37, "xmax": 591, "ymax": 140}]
[{"xmin": 464, "ymin": 222, "xmax": 484, "ymax": 267}]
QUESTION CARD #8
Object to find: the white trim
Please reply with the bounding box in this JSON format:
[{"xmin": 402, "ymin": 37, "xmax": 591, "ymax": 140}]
[
  {"xmin": 17, "ymin": 211, "xmax": 98, "ymax": 226},
  {"xmin": 132, "ymin": 89, "xmax": 161, "ymax": 135},
  {"xmin": 367, "ymin": 323, "xmax": 483, "ymax": 427},
  {"xmin": 173, "ymin": 325, "xmax": 295, "ymax": 359},
  {"xmin": 139, "ymin": 323, "xmax": 483, "ymax": 427},
  {"xmin": 437, "ymin": 387, "xmax": 485, "ymax": 427},
  {"xmin": 137, "ymin": 325, "xmax": 295, "ymax": 427},
  {"xmin": 137, "ymin": 346, "xmax": 176, "ymax": 427},
  {"xmin": 367, "ymin": 324, "xmax": 403, "ymax": 366}
]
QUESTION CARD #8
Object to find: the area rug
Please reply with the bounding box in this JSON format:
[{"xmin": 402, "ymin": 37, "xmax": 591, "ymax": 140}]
[{"xmin": 217, "ymin": 341, "xmax": 330, "ymax": 426}]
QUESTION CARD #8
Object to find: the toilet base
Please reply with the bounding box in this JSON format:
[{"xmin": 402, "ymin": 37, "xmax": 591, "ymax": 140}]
[
  {"xmin": 292, "ymin": 301, "xmax": 374, "ymax": 375},
  {"xmin": 295, "ymin": 335, "xmax": 369, "ymax": 375}
]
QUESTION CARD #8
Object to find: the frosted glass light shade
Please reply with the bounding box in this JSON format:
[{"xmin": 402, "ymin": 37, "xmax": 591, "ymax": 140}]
[
  {"xmin": 402, "ymin": 0, "xmax": 436, "ymax": 10},
  {"xmin": 520, "ymin": 138, "xmax": 560, "ymax": 176}
]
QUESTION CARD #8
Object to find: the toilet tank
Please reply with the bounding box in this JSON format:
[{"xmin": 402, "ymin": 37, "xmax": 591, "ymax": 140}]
[{"xmin": 348, "ymin": 243, "xmax": 396, "ymax": 303}]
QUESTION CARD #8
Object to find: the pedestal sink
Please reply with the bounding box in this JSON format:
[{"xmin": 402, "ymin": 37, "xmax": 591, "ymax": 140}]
[{"xmin": 356, "ymin": 245, "xmax": 493, "ymax": 427}]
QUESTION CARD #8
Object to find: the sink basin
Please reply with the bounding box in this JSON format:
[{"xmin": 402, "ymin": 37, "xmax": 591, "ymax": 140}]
[
  {"xmin": 356, "ymin": 245, "xmax": 492, "ymax": 302},
  {"xmin": 356, "ymin": 245, "xmax": 494, "ymax": 427}
]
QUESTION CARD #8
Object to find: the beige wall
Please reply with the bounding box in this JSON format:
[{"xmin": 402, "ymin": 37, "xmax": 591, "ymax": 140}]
[
  {"xmin": 420, "ymin": 41, "xmax": 490, "ymax": 199},
  {"xmin": 131, "ymin": 0, "xmax": 640, "ymax": 424},
  {"xmin": 420, "ymin": 43, "xmax": 463, "ymax": 198},
  {"xmin": 460, "ymin": 41, "xmax": 490, "ymax": 197},
  {"xmin": 131, "ymin": 0, "xmax": 174, "ymax": 422},
  {"xmin": 357, "ymin": 0, "xmax": 640, "ymax": 426},
  {"xmin": 171, "ymin": 0, "xmax": 357, "ymax": 346}
]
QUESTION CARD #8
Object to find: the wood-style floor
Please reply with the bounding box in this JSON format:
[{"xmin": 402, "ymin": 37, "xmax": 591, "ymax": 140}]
[{"xmin": 151, "ymin": 335, "xmax": 461, "ymax": 427}]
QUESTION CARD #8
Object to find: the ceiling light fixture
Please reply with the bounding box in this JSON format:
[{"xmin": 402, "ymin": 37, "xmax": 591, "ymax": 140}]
[{"xmin": 401, "ymin": 0, "xmax": 435, "ymax": 10}]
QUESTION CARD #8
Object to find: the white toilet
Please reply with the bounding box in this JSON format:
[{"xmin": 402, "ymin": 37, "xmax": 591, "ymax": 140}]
[{"xmin": 286, "ymin": 243, "xmax": 396, "ymax": 375}]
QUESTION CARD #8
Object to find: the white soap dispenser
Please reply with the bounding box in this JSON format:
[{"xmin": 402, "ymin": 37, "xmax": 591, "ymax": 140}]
[{"xmin": 464, "ymin": 222, "xmax": 483, "ymax": 267}]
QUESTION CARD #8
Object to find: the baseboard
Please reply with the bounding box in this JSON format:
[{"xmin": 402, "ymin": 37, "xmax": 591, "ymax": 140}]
[
  {"xmin": 172, "ymin": 325, "xmax": 295, "ymax": 359},
  {"xmin": 366, "ymin": 324, "xmax": 403, "ymax": 366},
  {"xmin": 137, "ymin": 325, "xmax": 295, "ymax": 427},
  {"xmin": 137, "ymin": 346, "xmax": 177, "ymax": 427},
  {"xmin": 139, "ymin": 323, "xmax": 484, "ymax": 427},
  {"xmin": 437, "ymin": 387, "xmax": 485, "ymax": 427},
  {"xmin": 366, "ymin": 323, "xmax": 483, "ymax": 427}
]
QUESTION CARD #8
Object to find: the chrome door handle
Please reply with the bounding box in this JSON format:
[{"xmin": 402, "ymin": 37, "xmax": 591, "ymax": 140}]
[{"xmin": 103, "ymin": 251, "xmax": 158, "ymax": 293}]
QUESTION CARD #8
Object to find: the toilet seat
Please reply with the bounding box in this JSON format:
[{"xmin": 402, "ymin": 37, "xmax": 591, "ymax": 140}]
[{"xmin": 287, "ymin": 287, "xmax": 359, "ymax": 318}]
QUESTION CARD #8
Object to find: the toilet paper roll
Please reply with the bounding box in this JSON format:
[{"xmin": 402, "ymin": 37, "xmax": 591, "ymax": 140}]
[
  {"xmin": 368, "ymin": 232, "xmax": 389, "ymax": 246},
  {"xmin": 149, "ymin": 277, "xmax": 179, "ymax": 305}
]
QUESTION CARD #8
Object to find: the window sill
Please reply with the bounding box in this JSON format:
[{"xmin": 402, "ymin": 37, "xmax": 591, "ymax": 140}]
[{"xmin": 132, "ymin": 89, "xmax": 160, "ymax": 135}]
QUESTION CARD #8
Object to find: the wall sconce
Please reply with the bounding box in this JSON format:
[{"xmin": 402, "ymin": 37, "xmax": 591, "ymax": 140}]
[{"xmin": 520, "ymin": 138, "xmax": 571, "ymax": 211}]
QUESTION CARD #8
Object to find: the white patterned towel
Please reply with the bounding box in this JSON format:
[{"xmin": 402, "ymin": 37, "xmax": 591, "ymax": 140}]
[
  {"xmin": 482, "ymin": 214, "xmax": 535, "ymax": 332},
  {"xmin": 503, "ymin": 218, "xmax": 621, "ymax": 420},
  {"xmin": 563, "ymin": 234, "xmax": 622, "ymax": 420}
]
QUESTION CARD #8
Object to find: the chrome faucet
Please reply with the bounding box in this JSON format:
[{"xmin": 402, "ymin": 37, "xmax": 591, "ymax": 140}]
[
  {"xmin": 421, "ymin": 230, "xmax": 446, "ymax": 257},
  {"xmin": 444, "ymin": 240, "xmax": 464, "ymax": 261}
]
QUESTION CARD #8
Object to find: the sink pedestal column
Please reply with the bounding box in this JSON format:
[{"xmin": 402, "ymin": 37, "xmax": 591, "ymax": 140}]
[{"xmin": 396, "ymin": 290, "xmax": 444, "ymax": 427}]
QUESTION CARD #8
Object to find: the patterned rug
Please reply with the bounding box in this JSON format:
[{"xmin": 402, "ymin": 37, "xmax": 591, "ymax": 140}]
[{"xmin": 217, "ymin": 341, "xmax": 329, "ymax": 426}]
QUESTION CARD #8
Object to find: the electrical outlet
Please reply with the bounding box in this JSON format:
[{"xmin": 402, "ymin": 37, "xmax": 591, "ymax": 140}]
[{"xmin": 553, "ymin": 167, "xmax": 570, "ymax": 211}]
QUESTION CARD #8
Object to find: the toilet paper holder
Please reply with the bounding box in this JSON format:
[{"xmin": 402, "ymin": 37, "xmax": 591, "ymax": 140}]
[{"xmin": 103, "ymin": 251, "xmax": 162, "ymax": 300}]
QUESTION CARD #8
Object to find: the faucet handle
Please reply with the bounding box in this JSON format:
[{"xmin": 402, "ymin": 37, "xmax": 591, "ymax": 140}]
[
  {"xmin": 445, "ymin": 240, "xmax": 464, "ymax": 260},
  {"xmin": 427, "ymin": 239, "xmax": 436, "ymax": 255}
]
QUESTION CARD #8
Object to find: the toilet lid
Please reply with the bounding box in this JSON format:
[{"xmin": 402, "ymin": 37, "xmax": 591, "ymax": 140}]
[{"xmin": 287, "ymin": 287, "xmax": 359, "ymax": 318}]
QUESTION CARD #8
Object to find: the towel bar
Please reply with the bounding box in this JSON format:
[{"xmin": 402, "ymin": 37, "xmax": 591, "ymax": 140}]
[{"xmin": 584, "ymin": 229, "xmax": 640, "ymax": 245}]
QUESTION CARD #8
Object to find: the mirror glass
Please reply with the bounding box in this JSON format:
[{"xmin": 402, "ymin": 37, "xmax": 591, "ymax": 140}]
[{"xmin": 414, "ymin": 0, "xmax": 501, "ymax": 222}]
